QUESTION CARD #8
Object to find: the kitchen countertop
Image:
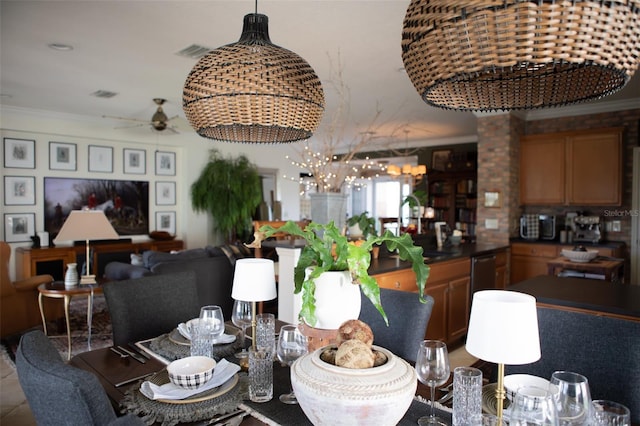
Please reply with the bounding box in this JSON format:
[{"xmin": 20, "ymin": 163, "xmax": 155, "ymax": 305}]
[
  {"xmin": 510, "ymin": 237, "xmax": 626, "ymax": 249},
  {"xmin": 509, "ymin": 275, "xmax": 640, "ymax": 319}
]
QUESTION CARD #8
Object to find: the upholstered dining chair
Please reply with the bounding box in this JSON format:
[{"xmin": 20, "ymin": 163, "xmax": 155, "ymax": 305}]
[
  {"xmin": 359, "ymin": 287, "xmax": 435, "ymax": 363},
  {"xmin": 103, "ymin": 270, "xmax": 200, "ymax": 346},
  {"xmin": 16, "ymin": 329, "xmax": 144, "ymax": 425}
]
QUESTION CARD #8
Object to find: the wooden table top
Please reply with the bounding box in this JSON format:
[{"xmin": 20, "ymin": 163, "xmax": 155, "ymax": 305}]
[{"xmin": 38, "ymin": 281, "xmax": 103, "ymax": 296}]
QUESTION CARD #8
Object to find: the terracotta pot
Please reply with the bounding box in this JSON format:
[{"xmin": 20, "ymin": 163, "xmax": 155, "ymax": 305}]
[{"xmin": 291, "ymin": 345, "xmax": 417, "ymax": 425}]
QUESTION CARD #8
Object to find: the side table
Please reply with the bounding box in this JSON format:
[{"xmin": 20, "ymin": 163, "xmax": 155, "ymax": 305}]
[{"xmin": 37, "ymin": 282, "xmax": 103, "ymax": 360}]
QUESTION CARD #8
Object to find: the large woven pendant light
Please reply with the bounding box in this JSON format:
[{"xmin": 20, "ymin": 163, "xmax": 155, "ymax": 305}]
[
  {"xmin": 183, "ymin": 12, "xmax": 325, "ymax": 143},
  {"xmin": 401, "ymin": 0, "xmax": 640, "ymax": 111}
]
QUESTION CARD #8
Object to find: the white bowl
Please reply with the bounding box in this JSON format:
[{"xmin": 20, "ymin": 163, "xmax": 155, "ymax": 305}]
[
  {"xmin": 561, "ymin": 249, "xmax": 598, "ymax": 263},
  {"xmin": 167, "ymin": 356, "xmax": 216, "ymax": 390},
  {"xmin": 504, "ymin": 374, "xmax": 558, "ymax": 402}
]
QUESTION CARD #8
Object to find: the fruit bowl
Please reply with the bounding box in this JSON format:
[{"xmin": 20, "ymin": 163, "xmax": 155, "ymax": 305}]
[{"xmin": 561, "ymin": 249, "xmax": 598, "ymax": 263}]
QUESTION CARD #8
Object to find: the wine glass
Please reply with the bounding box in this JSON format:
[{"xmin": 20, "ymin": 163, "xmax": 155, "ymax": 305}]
[
  {"xmin": 199, "ymin": 305, "xmax": 225, "ymax": 338},
  {"xmin": 231, "ymin": 300, "xmax": 252, "ymax": 359},
  {"xmin": 509, "ymin": 385, "xmax": 559, "ymax": 425},
  {"xmin": 276, "ymin": 325, "xmax": 308, "ymax": 404},
  {"xmin": 415, "ymin": 340, "xmax": 450, "ymax": 425},
  {"xmin": 550, "ymin": 371, "xmax": 592, "ymax": 426}
]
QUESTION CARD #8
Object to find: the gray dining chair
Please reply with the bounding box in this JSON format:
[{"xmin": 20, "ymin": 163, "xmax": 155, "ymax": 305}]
[
  {"xmin": 16, "ymin": 329, "xmax": 144, "ymax": 426},
  {"xmin": 359, "ymin": 287, "xmax": 435, "ymax": 363},
  {"xmin": 103, "ymin": 270, "xmax": 201, "ymax": 346}
]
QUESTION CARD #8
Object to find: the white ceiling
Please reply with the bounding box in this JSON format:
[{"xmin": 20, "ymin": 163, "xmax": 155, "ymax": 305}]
[{"xmin": 1, "ymin": 0, "xmax": 639, "ymax": 149}]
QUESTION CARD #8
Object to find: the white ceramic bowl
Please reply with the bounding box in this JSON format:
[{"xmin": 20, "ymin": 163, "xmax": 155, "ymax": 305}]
[
  {"xmin": 504, "ymin": 374, "xmax": 558, "ymax": 402},
  {"xmin": 167, "ymin": 356, "xmax": 216, "ymax": 390},
  {"xmin": 561, "ymin": 249, "xmax": 598, "ymax": 263}
]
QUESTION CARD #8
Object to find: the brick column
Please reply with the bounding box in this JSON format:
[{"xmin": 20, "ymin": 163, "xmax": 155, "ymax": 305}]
[{"xmin": 475, "ymin": 113, "xmax": 525, "ymax": 245}]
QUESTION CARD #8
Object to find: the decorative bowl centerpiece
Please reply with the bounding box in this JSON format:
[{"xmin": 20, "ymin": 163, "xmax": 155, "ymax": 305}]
[
  {"xmin": 561, "ymin": 248, "xmax": 598, "ymax": 263},
  {"xmin": 291, "ymin": 344, "xmax": 417, "ymax": 425},
  {"xmin": 167, "ymin": 356, "xmax": 216, "ymax": 390}
]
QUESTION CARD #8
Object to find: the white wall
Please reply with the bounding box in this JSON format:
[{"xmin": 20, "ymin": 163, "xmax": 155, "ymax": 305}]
[{"xmin": 1, "ymin": 106, "xmax": 303, "ymax": 280}]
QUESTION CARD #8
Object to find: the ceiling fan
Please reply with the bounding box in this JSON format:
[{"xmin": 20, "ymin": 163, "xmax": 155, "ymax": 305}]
[{"xmin": 103, "ymin": 98, "xmax": 181, "ymax": 133}]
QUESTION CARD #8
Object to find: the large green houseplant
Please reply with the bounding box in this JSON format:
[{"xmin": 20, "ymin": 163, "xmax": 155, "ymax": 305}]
[
  {"xmin": 251, "ymin": 220, "xmax": 430, "ymax": 327},
  {"xmin": 191, "ymin": 149, "xmax": 262, "ymax": 242}
]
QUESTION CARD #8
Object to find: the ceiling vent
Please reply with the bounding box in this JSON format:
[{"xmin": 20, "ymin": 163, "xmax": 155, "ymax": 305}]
[
  {"xmin": 91, "ymin": 90, "xmax": 118, "ymax": 99},
  {"xmin": 176, "ymin": 44, "xmax": 213, "ymax": 59}
]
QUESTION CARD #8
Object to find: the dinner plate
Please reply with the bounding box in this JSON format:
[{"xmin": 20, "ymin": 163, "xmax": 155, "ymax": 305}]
[
  {"xmin": 167, "ymin": 328, "xmax": 237, "ymax": 346},
  {"xmin": 482, "ymin": 383, "xmax": 511, "ymax": 416},
  {"xmin": 144, "ymin": 370, "xmax": 239, "ymax": 404}
]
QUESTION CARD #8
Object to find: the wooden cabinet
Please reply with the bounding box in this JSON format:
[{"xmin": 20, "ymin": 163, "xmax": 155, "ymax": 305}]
[
  {"xmin": 16, "ymin": 239, "xmax": 184, "ymax": 281},
  {"xmin": 510, "ymin": 242, "xmax": 624, "ymax": 284},
  {"xmin": 424, "ymin": 258, "xmax": 471, "ymax": 344},
  {"xmin": 520, "ymin": 128, "xmax": 622, "ymax": 206},
  {"xmin": 374, "ymin": 257, "xmax": 471, "ymax": 345},
  {"xmin": 495, "ymin": 249, "xmax": 509, "ymax": 289}
]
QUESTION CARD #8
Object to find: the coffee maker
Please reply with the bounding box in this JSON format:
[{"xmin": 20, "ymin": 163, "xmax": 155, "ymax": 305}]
[{"xmin": 572, "ymin": 215, "xmax": 602, "ymax": 243}]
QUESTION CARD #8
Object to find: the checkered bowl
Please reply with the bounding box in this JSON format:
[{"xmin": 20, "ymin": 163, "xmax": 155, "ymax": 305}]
[{"xmin": 167, "ymin": 356, "xmax": 216, "ymax": 390}]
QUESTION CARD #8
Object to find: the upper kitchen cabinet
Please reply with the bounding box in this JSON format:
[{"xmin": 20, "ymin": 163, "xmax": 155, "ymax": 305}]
[{"xmin": 520, "ymin": 128, "xmax": 622, "ymax": 206}]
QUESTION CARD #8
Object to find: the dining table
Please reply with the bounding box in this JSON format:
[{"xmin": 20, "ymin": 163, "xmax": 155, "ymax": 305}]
[{"xmin": 69, "ymin": 321, "xmax": 457, "ymax": 425}]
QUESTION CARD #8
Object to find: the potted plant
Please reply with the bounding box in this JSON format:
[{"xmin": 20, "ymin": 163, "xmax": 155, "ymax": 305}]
[
  {"xmin": 347, "ymin": 211, "xmax": 378, "ymax": 240},
  {"xmin": 250, "ymin": 220, "xmax": 430, "ymax": 328},
  {"xmin": 191, "ymin": 149, "xmax": 263, "ymax": 242}
]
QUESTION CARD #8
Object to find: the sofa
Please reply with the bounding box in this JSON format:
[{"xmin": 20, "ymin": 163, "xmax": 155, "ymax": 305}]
[{"xmin": 103, "ymin": 244, "xmax": 251, "ymax": 320}]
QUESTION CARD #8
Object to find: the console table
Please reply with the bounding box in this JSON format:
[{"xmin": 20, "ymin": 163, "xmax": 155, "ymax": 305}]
[{"xmin": 16, "ymin": 239, "xmax": 184, "ymax": 281}]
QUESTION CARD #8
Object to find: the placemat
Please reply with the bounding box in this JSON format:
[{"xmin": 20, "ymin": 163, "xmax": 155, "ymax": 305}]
[
  {"xmin": 120, "ymin": 373, "xmax": 248, "ymax": 426},
  {"xmin": 140, "ymin": 326, "xmax": 243, "ymax": 362}
]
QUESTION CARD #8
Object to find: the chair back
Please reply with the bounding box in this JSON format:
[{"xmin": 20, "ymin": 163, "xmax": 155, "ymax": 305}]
[
  {"xmin": 359, "ymin": 288, "xmax": 434, "ymax": 363},
  {"xmin": 505, "ymin": 306, "xmax": 640, "ymax": 424},
  {"xmin": 103, "ymin": 270, "xmax": 200, "ymax": 346},
  {"xmin": 16, "ymin": 330, "xmax": 143, "ymax": 425}
]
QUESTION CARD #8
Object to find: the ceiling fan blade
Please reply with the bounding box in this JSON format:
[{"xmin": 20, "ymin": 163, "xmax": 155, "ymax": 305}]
[{"xmin": 102, "ymin": 114, "xmax": 149, "ymax": 124}]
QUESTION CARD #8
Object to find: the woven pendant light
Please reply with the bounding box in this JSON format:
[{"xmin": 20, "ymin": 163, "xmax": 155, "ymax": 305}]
[
  {"xmin": 183, "ymin": 13, "xmax": 325, "ymax": 143},
  {"xmin": 401, "ymin": 0, "xmax": 640, "ymax": 111}
]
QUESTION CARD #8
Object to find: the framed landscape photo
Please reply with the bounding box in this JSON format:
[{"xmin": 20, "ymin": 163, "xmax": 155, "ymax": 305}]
[
  {"xmin": 155, "ymin": 181, "xmax": 176, "ymax": 205},
  {"xmin": 4, "ymin": 176, "xmax": 35, "ymax": 205},
  {"xmin": 49, "ymin": 141, "xmax": 77, "ymax": 171},
  {"xmin": 155, "ymin": 211, "xmax": 176, "ymax": 234},
  {"xmin": 124, "ymin": 148, "xmax": 146, "ymax": 174},
  {"xmin": 4, "ymin": 138, "xmax": 35, "ymax": 169},
  {"xmin": 88, "ymin": 145, "xmax": 113, "ymax": 173},
  {"xmin": 155, "ymin": 151, "xmax": 176, "ymax": 176},
  {"xmin": 4, "ymin": 213, "xmax": 35, "ymax": 242}
]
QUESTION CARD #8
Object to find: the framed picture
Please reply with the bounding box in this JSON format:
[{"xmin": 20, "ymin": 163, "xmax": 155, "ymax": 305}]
[
  {"xmin": 4, "ymin": 176, "xmax": 35, "ymax": 205},
  {"xmin": 155, "ymin": 151, "xmax": 176, "ymax": 176},
  {"xmin": 88, "ymin": 145, "xmax": 113, "ymax": 173},
  {"xmin": 484, "ymin": 191, "xmax": 502, "ymax": 208},
  {"xmin": 155, "ymin": 211, "xmax": 176, "ymax": 234},
  {"xmin": 49, "ymin": 141, "xmax": 77, "ymax": 171},
  {"xmin": 4, "ymin": 138, "xmax": 35, "ymax": 169},
  {"xmin": 431, "ymin": 150, "xmax": 452, "ymax": 172},
  {"xmin": 123, "ymin": 148, "xmax": 146, "ymax": 174},
  {"xmin": 155, "ymin": 181, "xmax": 176, "ymax": 205},
  {"xmin": 4, "ymin": 213, "xmax": 35, "ymax": 242}
]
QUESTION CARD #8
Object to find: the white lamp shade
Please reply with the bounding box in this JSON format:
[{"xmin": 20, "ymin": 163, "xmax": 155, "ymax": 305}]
[
  {"xmin": 53, "ymin": 210, "xmax": 118, "ymax": 243},
  {"xmin": 466, "ymin": 290, "xmax": 541, "ymax": 365},
  {"xmin": 232, "ymin": 258, "xmax": 277, "ymax": 302}
]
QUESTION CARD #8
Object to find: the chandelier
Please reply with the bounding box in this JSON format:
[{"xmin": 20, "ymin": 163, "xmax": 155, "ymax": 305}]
[
  {"xmin": 183, "ymin": 11, "xmax": 325, "ymax": 143},
  {"xmin": 401, "ymin": 0, "xmax": 640, "ymax": 111}
]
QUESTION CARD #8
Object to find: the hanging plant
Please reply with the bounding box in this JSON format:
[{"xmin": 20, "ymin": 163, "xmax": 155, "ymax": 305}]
[{"xmin": 191, "ymin": 149, "xmax": 262, "ymax": 242}]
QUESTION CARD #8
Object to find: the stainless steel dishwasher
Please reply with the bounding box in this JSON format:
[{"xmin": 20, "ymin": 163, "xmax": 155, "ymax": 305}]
[{"xmin": 471, "ymin": 254, "xmax": 497, "ymax": 294}]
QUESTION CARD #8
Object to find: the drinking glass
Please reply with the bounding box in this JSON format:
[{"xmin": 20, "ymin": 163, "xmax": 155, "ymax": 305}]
[
  {"xmin": 276, "ymin": 325, "xmax": 308, "ymax": 404},
  {"xmin": 509, "ymin": 385, "xmax": 558, "ymax": 425},
  {"xmin": 453, "ymin": 366, "xmax": 483, "ymax": 426},
  {"xmin": 415, "ymin": 340, "xmax": 450, "ymax": 425},
  {"xmin": 550, "ymin": 371, "xmax": 592, "ymax": 426},
  {"xmin": 190, "ymin": 305, "xmax": 225, "ymax": 358},
  {"xmin": 199, "ymin": 305, "xmax": 225, "ymax": 338},
  {"xmin": 231, "ymin": 300, "xmax": 252, "ymax": 359},
  {"xmin": 591, "ymin": 400, "xmax": 630, "ymax": 426}
]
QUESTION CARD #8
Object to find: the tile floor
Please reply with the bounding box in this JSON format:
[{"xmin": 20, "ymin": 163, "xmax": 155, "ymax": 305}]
[{"xmin": 0, "ymin": 342, "xmax": 477, "ymax": 425}]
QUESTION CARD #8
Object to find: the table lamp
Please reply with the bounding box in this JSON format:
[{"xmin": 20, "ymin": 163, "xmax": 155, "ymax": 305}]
[
  {"xmin": 54, "ymin": 209, "xmax": 119, "ymax": 284},
  {"xmin": 465, "ymin": 290, "xmax": 540, "ymax": 421},
  {"xmin": 231, "ymin": 258, "xmax": 277, "ymax": 349}
]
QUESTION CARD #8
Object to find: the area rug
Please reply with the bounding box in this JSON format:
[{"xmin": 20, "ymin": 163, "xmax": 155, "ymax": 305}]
[{"xmin": 1, "ymin": 294, "xmax": 113, "ymax": 366}]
